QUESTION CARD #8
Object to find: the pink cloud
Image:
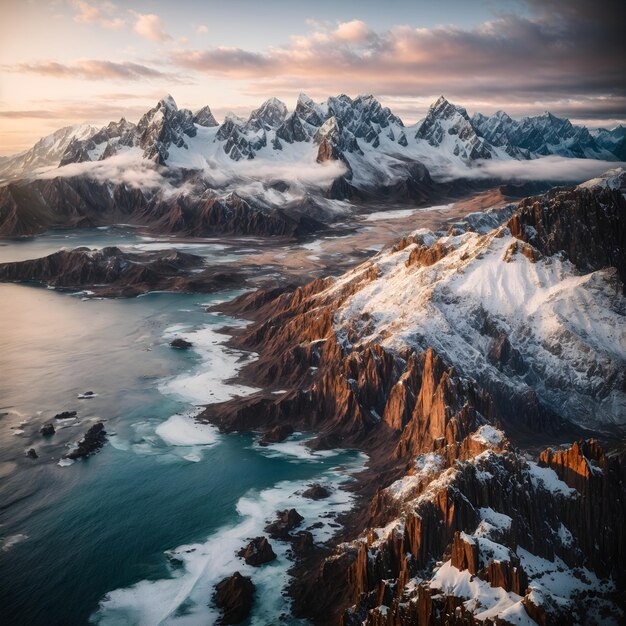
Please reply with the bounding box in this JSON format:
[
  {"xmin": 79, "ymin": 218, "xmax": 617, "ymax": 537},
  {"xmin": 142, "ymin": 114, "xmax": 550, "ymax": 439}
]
[
  {"xmin": 72, "ymin": 1, "xmax": 125, "ymax": 31},
  {"xmin": 133, "ymin": 13, "xmax": 171, "ymax": 42},
  {"xmin": 9, "ymin": 59, "xmax": 180, "ymax": 82},
  {"xmin": 167, "ymin": 1, "xmax": 625, "ymax": 120}
]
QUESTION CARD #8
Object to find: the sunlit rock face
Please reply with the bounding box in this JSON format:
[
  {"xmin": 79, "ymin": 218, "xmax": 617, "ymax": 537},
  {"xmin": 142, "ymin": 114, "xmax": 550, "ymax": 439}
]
[{"xmin": 197, "ymin": 176, "xmax": 625, "ymax": 625}]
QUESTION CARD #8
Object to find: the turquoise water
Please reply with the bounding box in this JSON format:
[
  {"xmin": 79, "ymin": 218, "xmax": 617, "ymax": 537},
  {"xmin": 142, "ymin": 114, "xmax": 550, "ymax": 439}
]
[{"xmin": 0, "ymin": 232, "xmax": 363, "ymax": 626}]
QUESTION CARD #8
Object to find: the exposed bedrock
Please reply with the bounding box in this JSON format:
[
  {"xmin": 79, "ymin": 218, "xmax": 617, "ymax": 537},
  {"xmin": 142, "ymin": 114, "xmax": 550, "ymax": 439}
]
[
  {"xmin": 213, "ymin": 572, "xmax": 255, "ymax": 625},
  {"xmin": 0, "ymin": 176, "xmax": 326, "ymax": 238},
  {"xmin": 199, "ymin": 181, "xmax": 625, "ymax": 625},
  {"xmin": 509, "ymin": 186, "xmax": 626, "ymax": 289},
  {"xmin": 237, "ymin": 537, "xmax": 277, "ymax": 566},
  {"xmin": 0, "ymin": 246, "xmax": 245, "ymax": 297}
]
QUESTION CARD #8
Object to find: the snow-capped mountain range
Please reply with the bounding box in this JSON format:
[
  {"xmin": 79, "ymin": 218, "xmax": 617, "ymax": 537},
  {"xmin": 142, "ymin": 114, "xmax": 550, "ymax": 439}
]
[
  {"xmin": 1, "ymin": 94, "xmax": 624, "ymax": 186},
  {"xmin": 1, "ymin": 94, "xmax": 624, "ymax": 239}
]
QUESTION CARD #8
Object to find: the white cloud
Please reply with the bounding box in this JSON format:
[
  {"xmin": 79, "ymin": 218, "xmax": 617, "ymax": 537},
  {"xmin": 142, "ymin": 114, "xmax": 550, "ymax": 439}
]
[
  {"xmin": 133, "ymin": 13, "xmax": 171, "ymax": 42},
  {"xmin": 441, "ymin": 156, "xmax": 626, "ymax": 183},
  {"xmin": 196, "ymin": 25, "xmax": 208, "ymax": 34},
  {"xmin": 37, "ymin": 150, "xmax": 169, "ymax": 190}
]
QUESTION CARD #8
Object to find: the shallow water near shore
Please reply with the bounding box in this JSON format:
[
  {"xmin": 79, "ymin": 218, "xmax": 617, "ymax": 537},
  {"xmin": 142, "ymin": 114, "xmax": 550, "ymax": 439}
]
[{"xmin": 0, "ymin": 233, "xmax": 364, "ymax": 625}]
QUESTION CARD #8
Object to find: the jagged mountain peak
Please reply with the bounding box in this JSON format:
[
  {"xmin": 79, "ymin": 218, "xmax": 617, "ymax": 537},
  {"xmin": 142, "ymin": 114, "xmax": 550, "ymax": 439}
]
[
  {"xmin": 493, "ymin": 109, "xmax": 513, "ymax": 121},
  {"xmin": 135, "ymin": 96, "xmax": 196, "ymax": 164},
  {"xmin": 414, "ymin": 95, "xmax": 498, "ymax": 159},
  {"xmin": 428, "ymin": 95, "xmax": 469, "ymax": 120},
  {"xmin": 192, "ymin": 105, "xmax": 218, "ymax": 127},
  {"xmin": 246, "ymin": 97, "xmax": 288, "ymax": 131},
  {"xmin": 297, "ymin": 92, "xmax": 315, "ymax": 106},
  {"xmin": 3, "ymin": 93, "xmax": 625, "ymax": 184},
  {"xmin": 157, "ymin": 94, "xmax": 178, "ymax": 111},
  {"xmin": 294, "ymin": 93, "xmax": 326, "ymax": 127}
]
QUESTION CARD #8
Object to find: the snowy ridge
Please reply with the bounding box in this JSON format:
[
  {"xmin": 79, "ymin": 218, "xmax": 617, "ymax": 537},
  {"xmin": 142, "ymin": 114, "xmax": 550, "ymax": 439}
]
[
  {"xmin": 328, "ymin": 218, "xmax": 625, "ymax": 430},
  {"xmin": 472, "ymin": 110, "xmax": 617, "ymax": 160},
  {"xmin": 2, "ymin": 94, "xmax": 624, "ymax": 192},
  {"xmin": 0, "ymin": 123, "xmax": 96, "ymax": 182}
]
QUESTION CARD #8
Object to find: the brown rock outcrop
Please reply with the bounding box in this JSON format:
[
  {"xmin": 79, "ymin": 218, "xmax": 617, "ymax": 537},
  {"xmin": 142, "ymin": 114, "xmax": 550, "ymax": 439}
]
[
  {"xmin": 237, "ymin": 537, "xmax": 276, "ymax": 566},
  {"xmin": 450, "ymin": 532, "xmax": 479, "ymax": 574},
  {"xmin": 405, "ymin": 241, "xmax": 450, "ymax": 267},
  {"xmin": 213, "ymin": 572, "xmax": 255, "ymax": 625},
  {"xmin": 508, "ymin": 186, "xmax": 626, "ymax": 290},
  {"xmin": 302, "ymin": 484, "xmax": 331, "ymax": 500},
  {"xmin": 0, "ymin": 247, "xmax": 245, "ymax": 297},
  {"xmin": 265, "ymin": 508, "xmax": 304, "ymax": 540},
  {"xmin": 65, "ymin": 422, "xmax": 107, "ymax": 459}
]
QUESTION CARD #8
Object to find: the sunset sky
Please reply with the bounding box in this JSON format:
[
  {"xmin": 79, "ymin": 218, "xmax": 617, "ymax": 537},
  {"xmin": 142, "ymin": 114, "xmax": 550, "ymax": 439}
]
[{"xmin": 1, "ymin": 0, "xmax": 624, "ymax": 155}]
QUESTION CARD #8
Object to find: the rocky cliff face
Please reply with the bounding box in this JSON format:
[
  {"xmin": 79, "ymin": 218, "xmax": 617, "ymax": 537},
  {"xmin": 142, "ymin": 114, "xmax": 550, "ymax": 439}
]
[
  {"xmin": 0, "ymin": 246, "xmax": 244, "ymax": 297},
  {"xmin": 509, "ymin": 184, "xmax": 626, "ymax": 290},
  {"xmin": 201, "ymin": 179, "xmax": 626, "ymax": 625},
  {"xmin": 0, "ymin": 175, "xmax": 328, "ymax": 238}
]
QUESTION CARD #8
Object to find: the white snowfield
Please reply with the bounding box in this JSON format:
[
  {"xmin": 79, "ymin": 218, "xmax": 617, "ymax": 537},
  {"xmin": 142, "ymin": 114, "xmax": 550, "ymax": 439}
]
[
  {"xmin": 327, "ymin": 220, "xmax": 625, "ymax": 429},
  {"xmin": 2, "ymin": 95, "xmax": 623, "ymax": 197}
]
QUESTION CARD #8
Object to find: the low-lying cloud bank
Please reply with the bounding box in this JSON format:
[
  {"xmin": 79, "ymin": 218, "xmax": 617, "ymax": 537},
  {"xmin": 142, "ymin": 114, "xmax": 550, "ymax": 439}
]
[
  {"xmin": 36, "ymin": 151, "xmax": 170, "ymax": 190},
  {"xmin": 444, "ymin": 157, "xmax": 626, "ymax": 184},
  {"xmin": 35, "ymin": 149, "xmax": 347, "ymax": 194}
]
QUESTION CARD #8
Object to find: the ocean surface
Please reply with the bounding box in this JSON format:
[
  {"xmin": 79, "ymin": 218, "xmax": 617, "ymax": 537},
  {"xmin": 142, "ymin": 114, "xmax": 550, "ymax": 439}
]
[{"xmin": 0, "ymin": 230, "xmax": 364, "ymax": 625}]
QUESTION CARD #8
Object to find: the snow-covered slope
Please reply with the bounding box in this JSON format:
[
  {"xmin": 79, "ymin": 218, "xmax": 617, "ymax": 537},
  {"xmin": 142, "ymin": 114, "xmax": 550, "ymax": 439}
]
[
  {"xmin": 1, "ymin": 95, "xmax": 624, "ymax": 239},
  {"xmin": 310, "ymin": 176, "xmax": 626, "ymax": 431},
  {"xmin": 5, "ymin": 94, "xmax": 624, "ymax": 190},
  {"xmin": 578, "ymin": 166, "xmax": 626, "ymax": 191},
  {"xmin": 0, "ymin": 123, "xmax": 96, "ymax": 182}
]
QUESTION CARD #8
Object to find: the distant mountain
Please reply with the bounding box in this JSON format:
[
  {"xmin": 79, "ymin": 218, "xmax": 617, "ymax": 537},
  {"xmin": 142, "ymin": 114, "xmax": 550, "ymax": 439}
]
[
  {"xmin": 471, "ymin": 110, "xmax": 615, "ymax": 159},
  {"xmin": 0, "ymin": 123, "xmax": 96, "ymax": 182},
  {"xmin": 416, "ymin": 96, "xmax": 527, "ymax": 160},
  {"xmin": 0, "ymin": 94, "xmax": 624, "ymax": 238},
  {"xmin": 5, "ymin": 94, "xmax": 625, "ymax": 182},
  {"xmin": 592, "ymin": 125, "xmax": 626, "ymax": 160}
]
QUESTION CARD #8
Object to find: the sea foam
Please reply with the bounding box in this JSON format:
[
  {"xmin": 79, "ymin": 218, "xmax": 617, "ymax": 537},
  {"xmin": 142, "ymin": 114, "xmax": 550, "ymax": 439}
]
[{"xmin": 92, "ymin": 442, "xmax": 367, "ymax": 625}]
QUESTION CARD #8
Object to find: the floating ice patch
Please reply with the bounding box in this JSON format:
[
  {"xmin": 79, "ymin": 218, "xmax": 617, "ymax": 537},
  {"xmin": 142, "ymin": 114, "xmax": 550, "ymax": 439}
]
[
  {"xmin": 57, "ymin": 458, "xmax": 74, "ymax": 468},
  {"xmin": 254, "ymin": 434, "xmax": 341, "ymax": 463},
  {"xmin": 182, "ymin": 452, "xmax": 203, "ymax": 463}
]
